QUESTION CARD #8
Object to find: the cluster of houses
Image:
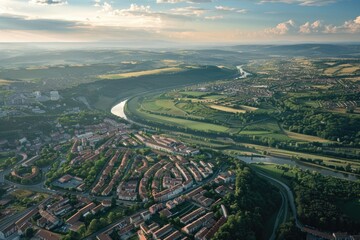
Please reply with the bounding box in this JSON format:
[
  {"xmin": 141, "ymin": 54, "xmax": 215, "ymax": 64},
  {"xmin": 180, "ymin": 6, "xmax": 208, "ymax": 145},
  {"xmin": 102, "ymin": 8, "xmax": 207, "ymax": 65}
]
[
  {"xmin": 134, "ymin": 133, "xmax": 200, "ymax": 156},
  {"xmin": 0, "ymin": 195, "xmax": 112, "ymax": 240}
]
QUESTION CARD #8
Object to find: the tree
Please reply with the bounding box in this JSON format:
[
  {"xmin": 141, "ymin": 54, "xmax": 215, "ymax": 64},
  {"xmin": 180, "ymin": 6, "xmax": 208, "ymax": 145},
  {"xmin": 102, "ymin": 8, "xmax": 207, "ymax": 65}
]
[
  {"xmin": 24, "ymin": 228, "xmax": 34, "ymax": 238},
  {"xmin": 87, "ymin": 219, "xmax": 99, "ymax": 234}
]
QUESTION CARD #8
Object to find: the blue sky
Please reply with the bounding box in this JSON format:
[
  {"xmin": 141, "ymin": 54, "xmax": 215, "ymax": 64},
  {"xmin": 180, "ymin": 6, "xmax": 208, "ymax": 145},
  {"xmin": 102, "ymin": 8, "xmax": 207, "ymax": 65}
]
[{"xmin": 0, "ymin": 0, "xmax": 359, "ymax": 43}]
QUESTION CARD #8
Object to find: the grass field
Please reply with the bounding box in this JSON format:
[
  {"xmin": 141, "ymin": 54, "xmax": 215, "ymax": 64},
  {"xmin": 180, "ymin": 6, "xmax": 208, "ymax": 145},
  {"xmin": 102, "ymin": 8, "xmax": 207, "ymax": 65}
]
[
  {"xmin": 0, "ymin": 79, "xmax": 14, "ymax": 85},
  {"xmin": 285, "ymin": 131, "xmax": 331, "ymax": 143},
  {"xmin": 209, "ymin": 104, "xmax": 246, "ymax": 113},
  {"xmin": 239, "ymin": 105, "xmax": 258, "ymax": 111},
  {"xmin": 98, "ymin": 67, "xmax": 183, "ymax": 79},
  {"xmin": 179, "ymin": 91, "xmax": 211, "ymax": 97},
  {"xmin": 251, "ymin": 163, "xmax": 295, "ymax": 186},
  {"xmin": 11, "ymin": 189, "xmax": 33, "ymax": 198},
  {"xmin": 0, "ymin": 152, "xmax": 14, "ymax": 161},
  {"xmin": 251, "ymin": 164, "xmax": 295, "ymax": 185},
  {"xmin": 142, "ymin": 99, "xmax": 187, "ymax": 116},
  {"xmin": 134, "ymin": 107, "xmax": 229, "ymax": 132},
  {"xmin": 239, "ymin": 130, "xmax": 271, "ymax": 135},
  {"xmin": 203, "ymin": 94, "xmax": 225, "ymax": 100}
]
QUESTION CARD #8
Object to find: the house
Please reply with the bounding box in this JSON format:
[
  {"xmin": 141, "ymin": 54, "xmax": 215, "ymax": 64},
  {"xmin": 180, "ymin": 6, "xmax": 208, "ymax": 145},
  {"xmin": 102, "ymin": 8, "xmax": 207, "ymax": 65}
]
[
  {"xmin": 149, "ymin": 203, "xmax": 164, "ymax": 214},
  {"xmin": 0, "ymin": 223, "xmax": 17, "ymax": 240},
  {"xmin": 159, "ymin": 209, "xmax": 172, "ymax": 218},
  {"xmin": 203, "ymin": 216, "xmax": 227, "ymax": 240},
  {"xmin": 17, "ymin": 222, "xmax": 31, "ymax": 235},
  {"xmin": 164, "ymin": 230, "xmax": 182, "ymax": 240},
  {"xmin": 66, "ymin": 202, "xmax": 96, "ymax": 225},
  {"xmin": 91, "ymin": 205, "xmax": 105, "ymax": 215},
  {"xmin": 38, "ymin": 209, "xmax": 60, "ymax": 230},
  {"xmin": 180, "ymin": 208, "xmax": 206, "ymax": 225},
  {"xmin": 96, "ymin": 233, "xmax": 112, "ymax": 240},
  {"xmin": 130, "ymin": 214, "xmax": 142, "ymax": 224},
  {"xmin": 33, "ymin": 229, "xmax": 61, "ymax": 240},
  {"xmin": 101, "ymin": 200, "xmax": 112, "ymax": 208},
  {"xmin": 140, "ymin": 210, "xmax": 151, "ymax": 221},
  {"xmin": 166, "ymin": 201, "xmax": 176, "ymax": 210},
  {"xmin": 215, "ymin": 185, "xmax": 226, "ymax": 195},
  {"xmin": 58, "ymin": 174, "xmax": 73, "ymax": 183},
  {"xmin": 153, "ymin": 224, "xmax": 172, "ymax": 240},
  {"xmin": 182, "ymin": 212, "xmax": 214, "ymax": 234},
  {"xmin": 194, "ymin": 227, "xmax": 208, "ymax": 240}
]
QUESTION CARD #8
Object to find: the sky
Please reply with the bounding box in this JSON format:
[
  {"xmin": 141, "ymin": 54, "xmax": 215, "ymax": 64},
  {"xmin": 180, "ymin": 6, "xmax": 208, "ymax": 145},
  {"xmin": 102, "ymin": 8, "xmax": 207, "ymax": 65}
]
[{"xmin": 0, "ymin": 0, "xmax": 360, "ymax": 44}]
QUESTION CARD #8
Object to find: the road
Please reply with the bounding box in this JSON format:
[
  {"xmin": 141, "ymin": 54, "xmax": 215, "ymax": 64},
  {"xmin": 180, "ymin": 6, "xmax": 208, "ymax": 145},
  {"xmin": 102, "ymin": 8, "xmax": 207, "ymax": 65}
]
[{"xmin": 253, "ymin": 169, "xmax": 303, "ymax": 240}]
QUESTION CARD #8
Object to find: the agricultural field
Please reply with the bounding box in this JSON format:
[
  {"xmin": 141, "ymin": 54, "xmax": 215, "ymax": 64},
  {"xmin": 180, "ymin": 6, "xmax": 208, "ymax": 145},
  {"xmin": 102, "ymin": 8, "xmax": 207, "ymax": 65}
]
[
  {"xmin": 323, "ymin": 63, "xmax": 360, "ymax": 76},
  {"xmin": 0, "ymin": 79, "xmax": 12, "ymax": 85},
  {"xmin": 98, "ymin": 67, "xmax": 184, "ymax": 79},
  {"xmin": 209, "ymin": 104, "xmax": 246, "ymax": 113},
  {"xmin": 284, "ymin": 130, "xmax": 331, "ymax": 143}
]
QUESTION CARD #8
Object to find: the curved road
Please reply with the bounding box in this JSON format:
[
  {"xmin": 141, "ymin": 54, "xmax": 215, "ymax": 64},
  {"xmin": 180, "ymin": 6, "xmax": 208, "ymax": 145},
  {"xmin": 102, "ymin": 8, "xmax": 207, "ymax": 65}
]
[{"xmin": 254, "ymin": 169, "xmax": 303, "ymax": 240}]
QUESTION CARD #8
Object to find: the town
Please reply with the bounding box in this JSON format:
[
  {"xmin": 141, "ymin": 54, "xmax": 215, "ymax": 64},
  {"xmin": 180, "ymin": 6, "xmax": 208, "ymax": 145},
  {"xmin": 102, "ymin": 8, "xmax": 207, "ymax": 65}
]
[{"xmin": 0, "ymin": 115, "xmax": 237, "ymax": 240}]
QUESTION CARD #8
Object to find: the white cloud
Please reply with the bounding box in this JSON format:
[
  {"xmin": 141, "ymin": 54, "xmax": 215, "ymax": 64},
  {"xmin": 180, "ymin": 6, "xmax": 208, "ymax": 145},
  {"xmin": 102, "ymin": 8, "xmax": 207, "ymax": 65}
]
[
  {"xmin": 205, "ymin": 15, "xmax": 223, "ymax": 20},
  {"xmin": 170, "ymin": 6, "xmax": 206, "ymax": 16},
  {"xmin": 299, "ymin": 20, "xmax": 321, "ymax": 33},
  {"xmin": 29, "ymin": 0, "xmax": 67, "ymax": 5},
  {"xmin": 215, "ymin": 6, "xmax": 247, "ymax": 13},
  {"xmin": 323, "ymin": 24, "xmax": 337, "ymax": 33},
  {"xmin": 215, "ymin": 6, "xmax": 235, "ymax": 11},
  {"xmin": 97, "ymin": 2, "xmax": 152, "ymax": 16},
  {"xmin": 267, "ymin": 16, "xmax": 360, "ymax": 35},
  {"xmin": 90, "ymin": 2, "xmax": 163, "ymax": 28},
  {"xmin": 156, "ymin": 0, "xmax": 212, "ymax": 3},
  {"xmin": 265, "ymin": 19, "xmax": 295, "ymax": 35},
  {"xmin": 258, "ymin": 0, "xmax": 336, "ymax": 6},
  {"xmin": 342, "ymin": 16, "xmax": 360, "ymax": 33},
  {"xmin": 93, "ymin": 0, "xmax": 101, "ymax": 7}
]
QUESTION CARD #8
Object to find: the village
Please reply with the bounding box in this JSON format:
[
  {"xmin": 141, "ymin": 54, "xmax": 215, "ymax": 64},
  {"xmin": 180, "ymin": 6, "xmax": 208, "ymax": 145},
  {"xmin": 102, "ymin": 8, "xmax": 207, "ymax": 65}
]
[{"xmin": 0, "ymin": 114, "xmax": 238, "ymax": 240}]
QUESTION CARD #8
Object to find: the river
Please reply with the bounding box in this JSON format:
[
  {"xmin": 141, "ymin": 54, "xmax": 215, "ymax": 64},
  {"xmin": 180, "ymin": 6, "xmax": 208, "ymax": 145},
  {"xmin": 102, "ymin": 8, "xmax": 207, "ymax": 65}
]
[
  {"xmin": 238, "ymin": 156, "xmax": 359, "ymax": 181},
  {"xmin": 111, "ymin": 99, "xmax": 128, "ymax": 120},
  {"xmin": 236, "ymin": 65, "xmax": 251, "ymax": 79},
  {"xmin": 110, "ymin": 85, "xmax": 358, "ymax": 181}
]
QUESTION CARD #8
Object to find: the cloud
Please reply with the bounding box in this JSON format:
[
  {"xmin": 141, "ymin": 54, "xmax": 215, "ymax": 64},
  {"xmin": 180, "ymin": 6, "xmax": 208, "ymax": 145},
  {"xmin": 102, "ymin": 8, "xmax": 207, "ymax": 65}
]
[
  {"xmin": 215, "ymin": 6, "xmax": 247, "ymax": 13},
  {"xmin": 97, "ymin": 2, "xmax": 152, "ymax": 16},
  {"xmin": 258, "ymin": 0, "xmax": 337, "ymax": 6},
  {"xmin": 299, "ymin": 20, "xmax": 321, "ymax": 33},
  {"xmin": 156, "ymin": 0, "xmax": 212, "ymax": 3},
  {"xmin": 342, "ymin": 16, "xmax": 360, "ymax": 33},
  {"xmin": 0, "ymin": 14, "xmax": 80, "ymax": 31},
  {"xmin": 29, "ymin": 0, "xmax": 68, "ymax": 5},
  {"xmin": 90, "ymin": 2, "xmax": 164, "ymax": 28},
  {"xmin": 265, "ymin": 19, "xmax": 295, "ymax": 35},
  {"xmin": 323, "ymin": 24, "xmax": 337, "ymax": 33},
  {"xmin": 170, "ymin": 6, "xmax": 206, "ymax": 16},
  {"xmin": 266, "ymin": 16, "xmax": 360, "ymax": 35},
  {"xmin": 215, "ymin": 6, "xmax": 235, "ymax": 11},
  {"xmin": 205, "ymin": 15, "xmax": 223, "ymax": 20}
]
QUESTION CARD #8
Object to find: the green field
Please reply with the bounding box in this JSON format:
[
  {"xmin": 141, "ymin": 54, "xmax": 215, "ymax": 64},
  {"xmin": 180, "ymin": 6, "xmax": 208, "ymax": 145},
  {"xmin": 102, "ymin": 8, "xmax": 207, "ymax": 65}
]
[
  {"xmin": 251, "ymin": 163, "xmax": 296, "ymax": 186},
  {"xmin": 127, "ymin": 89, "xmax": 344, "ymax": 145},
  {"xmin": 179, "ymin": 91, "xmax": 211, "ymax": 97},
  {"xmin": 134, "ymin": 107, "xmax": 229, "ymax": 132}
]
